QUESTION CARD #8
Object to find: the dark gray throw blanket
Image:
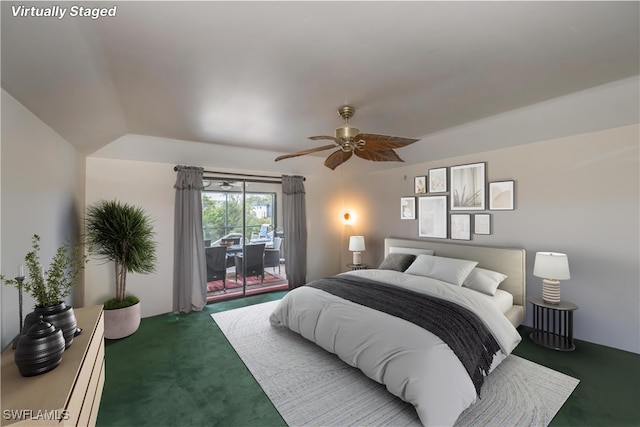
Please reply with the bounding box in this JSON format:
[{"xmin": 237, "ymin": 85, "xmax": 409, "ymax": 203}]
[{"xmin": 307, "ymin": 275, "xmax": 501, "ymax": 396}]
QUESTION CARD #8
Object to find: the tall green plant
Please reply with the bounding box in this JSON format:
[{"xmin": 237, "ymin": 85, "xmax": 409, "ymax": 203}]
[
  {"xmin": 1, "ymin": 234, "xmax": 83, "ymax": 307},
  {"xmin": 85, "ymin": 200, "xmax": 157, "ymax": 304}
]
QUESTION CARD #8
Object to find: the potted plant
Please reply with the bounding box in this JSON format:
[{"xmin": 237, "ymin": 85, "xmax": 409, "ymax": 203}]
[
  {"xmin": 85, "ymin": 200, "xmax": 157, "ymax": 339},
  {"xmin": 1, "ymin": 234, "xmax": 84, "ymax": 348}
]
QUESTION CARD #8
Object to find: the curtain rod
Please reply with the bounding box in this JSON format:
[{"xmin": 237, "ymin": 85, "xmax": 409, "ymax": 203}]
[{"xmin": 173, "ymin": 166, "xmax": 305, "ymax": 181}]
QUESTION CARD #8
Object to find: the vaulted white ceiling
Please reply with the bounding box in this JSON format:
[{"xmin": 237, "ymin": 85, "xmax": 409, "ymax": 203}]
[{"xmin": 2, "ymin": 1, "xmax": 639, "ymax": 171}]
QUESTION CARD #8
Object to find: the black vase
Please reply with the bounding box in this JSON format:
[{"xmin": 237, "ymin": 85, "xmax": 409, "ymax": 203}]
[
  {"xmin": 12, "ymin": 311, "xmax": 42, "ymax": 349},
  {"xmin": 20, "ymin": 311, "xmax": 42, "ymax": 333},
  {"xmin": 33, "ymin": 302, "xmax": 78, "ymax": 348},
  {"xmin": 15, "ymin": 317, "xmax": 65, "ymax": 377}
]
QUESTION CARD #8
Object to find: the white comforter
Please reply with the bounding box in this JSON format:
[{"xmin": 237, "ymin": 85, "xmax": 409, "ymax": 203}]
[{"xmin": 269, "ymin": 269, "xmax": 522, "ymax": 426}]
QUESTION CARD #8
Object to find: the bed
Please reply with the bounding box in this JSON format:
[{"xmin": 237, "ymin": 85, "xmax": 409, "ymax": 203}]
[{"xmin": 270, "ymin": 238, "xmax": 526, "ymax": 426}]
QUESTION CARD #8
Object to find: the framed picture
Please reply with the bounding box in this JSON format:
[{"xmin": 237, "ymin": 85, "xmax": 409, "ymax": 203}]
[
  {"xmin": 474, "ymin": 214, "xmax": 491, "ymax": 235},
  {"xmin": 418, "ymin": 196, "xmax": 447, "ymax": 239},
  {"xmin": 489, "ymin": 180, "xmax": 515, "ymax": 210},
  {"xmin": 400, "ymin": 197, "xmax": 416, "ymax": 220},
  {"xmin": 450, "ymin": 214, "xmax": 471, "ymax": 240},
  {"xmin": 414, "ymin": 176, "xmax": 427, "ymax": 194},
  {"xmin": 428, "ymin": 167, "xmax": 447, "ymax": 193},
  {"xmin": 450, "ymin": 162, "xmax": 485, "ymax": 210}
]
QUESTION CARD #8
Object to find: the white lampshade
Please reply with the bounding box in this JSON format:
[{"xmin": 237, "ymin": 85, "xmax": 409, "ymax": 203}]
[
  {"xmin": 533, "ymin": 252, "xmax": 570, "ymax": 280},
  {"xmin": 348, "ymin": 236, "xmax": 365, "ymax": 252}
]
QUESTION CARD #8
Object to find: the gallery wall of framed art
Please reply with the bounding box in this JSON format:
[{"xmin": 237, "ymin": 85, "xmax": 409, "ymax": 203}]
[{"xmin": 401, "ymin": 161, "xmax": 516, "ymax": 241}]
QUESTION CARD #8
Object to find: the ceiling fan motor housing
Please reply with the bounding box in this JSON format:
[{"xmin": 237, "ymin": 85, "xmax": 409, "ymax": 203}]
[
  {"xmin": 335, "ymin": 105, "xmax": 360, "ymax": 141},
  {"xmin": 335, "ymin": 125, "xmax": 360, "ymax": 140}
]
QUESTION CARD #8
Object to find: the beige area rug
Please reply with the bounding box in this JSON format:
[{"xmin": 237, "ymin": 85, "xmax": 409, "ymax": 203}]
[{"xmin": 212, "ymin": 300, "xmax": 579, "ymax": 426}]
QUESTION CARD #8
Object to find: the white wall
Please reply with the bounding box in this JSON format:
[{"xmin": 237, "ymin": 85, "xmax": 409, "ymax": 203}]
[
  {"xmin": 1, "ymin": 90, "xmax": 85, "ymax": 350},
  {"xmin": 84, "ymin": 159, "xmax": 175, "ymax": 317},
  {"xmin": 84, "ymin": 158, "xmax": 343, "ymax": 316},
  {"xmin": 345, "ymin": 125, "xmax": 640, "ymax": 354}
]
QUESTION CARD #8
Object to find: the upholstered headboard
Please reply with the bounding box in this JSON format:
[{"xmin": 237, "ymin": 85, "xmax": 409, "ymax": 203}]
[{"xmin": 384, "ymin": 238, "xmax": 526, "ymax": 326}]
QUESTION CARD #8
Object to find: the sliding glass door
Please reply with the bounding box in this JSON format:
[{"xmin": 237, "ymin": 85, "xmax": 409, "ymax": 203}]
[{"xmin": 202, "ymin": 178, "xmax": 287, "ymax": 301}]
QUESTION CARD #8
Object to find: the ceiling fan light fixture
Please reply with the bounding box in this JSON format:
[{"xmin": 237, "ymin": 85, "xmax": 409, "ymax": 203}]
[{"xmin": 218, "ymin": 180, "xmax": 238, "ymax": 190}]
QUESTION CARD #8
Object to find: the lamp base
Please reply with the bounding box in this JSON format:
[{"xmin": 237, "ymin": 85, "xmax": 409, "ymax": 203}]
[
  {"xmin": 542, "ymin": 279, "xmax": 561, "ymax": 304},
  {"xmin": 352, "ymin": 251, "xmax": 362, "ymax": 265}
]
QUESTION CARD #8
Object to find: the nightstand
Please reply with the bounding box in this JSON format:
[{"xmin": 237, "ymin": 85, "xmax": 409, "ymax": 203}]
[
  {"xmin": 347, "ymin": 263, "xmax": 368, "ymax": 271},
  {"xmin": 528, "ymin": 296, "xmax": 578, "ymax": 351}
]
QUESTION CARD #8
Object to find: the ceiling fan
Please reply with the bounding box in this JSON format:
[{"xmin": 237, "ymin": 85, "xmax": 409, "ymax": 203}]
[
  {"xmin": 275, "ymin": 106, "xmax": 420, "ymax": 170},
  {"xmin": 203, "ymin": 180, "xmax": 243, "ymax": 190}
]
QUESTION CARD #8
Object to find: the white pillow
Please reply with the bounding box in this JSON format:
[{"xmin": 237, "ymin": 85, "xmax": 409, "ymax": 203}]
[
  {"xmin": 389, "ymin": 246, "xmax": 435, "ymax": 256},
  {"xmin": 463, "ymin": 267, "xmax": 508, "ymax": 296},
  {"xmin": 405, "ymin": 254, "xmax": 478, "ymax": 286}
]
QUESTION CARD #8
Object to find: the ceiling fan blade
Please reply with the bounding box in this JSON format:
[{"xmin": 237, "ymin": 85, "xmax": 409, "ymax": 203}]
[
  {"xmin": 356, "ymin": 133, "xmax": 420, "ymax": 150},
  {"xmin": 275, "ymin": 144, "xmax": 337, "ymax": 162},
  {"xmin": 308, "ymin": 135, "xmax": 343, "ymax": 144},
  {"xmin": 324, "ymin": 149, "xmax": 353, "ymax": 170},
  {"xmin": 355, "ymin": 148, "xmax": 404, "ymax": 162}
]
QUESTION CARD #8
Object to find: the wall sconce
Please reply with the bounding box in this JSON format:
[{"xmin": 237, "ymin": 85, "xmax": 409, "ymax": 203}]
[{"xmin": 342, "ymin": 211, "xmax": 355, "ymax": 225}]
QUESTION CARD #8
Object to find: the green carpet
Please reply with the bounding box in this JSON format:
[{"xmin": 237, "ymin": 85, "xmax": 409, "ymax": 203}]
[
  {"xmin": 513, "ymin": 326, "xmax": 640, "ymax": 426},
  {"xmin": 97, "ymin": 292, "xmax": 640, "ymax": 427},
  {"xmin": 97, "ymin": 292, "xmax": 288, "ymax": 427}
]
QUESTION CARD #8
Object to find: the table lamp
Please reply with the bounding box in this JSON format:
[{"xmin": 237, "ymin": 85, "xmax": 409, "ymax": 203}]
[
  {"xmin": 349, "ymin": 236, "xmax": 365, "ymax": 265},
  {"xmin": 533, "ymin": 252, "xmax": 570, "ymax": 304}
]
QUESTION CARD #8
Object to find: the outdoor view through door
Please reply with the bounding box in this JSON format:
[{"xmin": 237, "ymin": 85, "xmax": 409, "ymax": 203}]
[{"xmin": 202, "ymin": 179, "xmax": 288, "ymax": 302}]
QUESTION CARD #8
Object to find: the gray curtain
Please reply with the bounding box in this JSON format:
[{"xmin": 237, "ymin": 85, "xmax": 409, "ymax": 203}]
[
  {"xmin": 173, "ymin": 166, "xmax": 206, "ymax": 313},
  {"xmin": 282, "ymin": 175, "xmax": 307, "ymax": 288}
]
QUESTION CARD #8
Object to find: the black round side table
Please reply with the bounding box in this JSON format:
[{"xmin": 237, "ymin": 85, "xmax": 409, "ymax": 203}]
[
  {"xmin": 347, "ymin": 263, "xmax": 368, "ymax": 271},
  {"xmin": 528, "ymin": 296, "xmax": 578, "ymax": 351}
]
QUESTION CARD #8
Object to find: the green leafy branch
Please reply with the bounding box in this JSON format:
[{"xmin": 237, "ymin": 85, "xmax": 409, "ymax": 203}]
[{"xmin": 1, "ymin": 234, "xmax": 84, "ymax": 307}]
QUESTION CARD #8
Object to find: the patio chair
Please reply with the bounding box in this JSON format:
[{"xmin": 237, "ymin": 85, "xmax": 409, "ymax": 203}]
[
  {"xmin": 264, "ymin": 237, "xmax": 282, "ymax": 274},
  {"xmin": 205, "ymin": 246, "xmax": 228, "ymax": 289},
  {"xmin": 235, "ymin": 243, "xmax": 266, "ymax": 283}
]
